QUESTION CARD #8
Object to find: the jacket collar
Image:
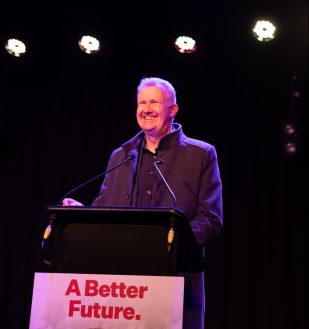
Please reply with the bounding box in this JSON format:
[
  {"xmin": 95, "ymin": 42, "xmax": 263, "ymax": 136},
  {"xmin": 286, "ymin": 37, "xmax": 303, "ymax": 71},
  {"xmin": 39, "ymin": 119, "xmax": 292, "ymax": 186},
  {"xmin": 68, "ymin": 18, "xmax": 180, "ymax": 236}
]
[{"xmin": 121, "ymin": 123, "xmax": 185, "ymax": 155}]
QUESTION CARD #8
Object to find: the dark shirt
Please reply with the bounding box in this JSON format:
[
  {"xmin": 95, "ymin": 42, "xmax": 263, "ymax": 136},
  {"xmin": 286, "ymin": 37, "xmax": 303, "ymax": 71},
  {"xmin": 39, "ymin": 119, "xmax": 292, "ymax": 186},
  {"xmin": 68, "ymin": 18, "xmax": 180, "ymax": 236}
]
[{"xmin": 135, "ymin": 146, "xmax": 159, "ymax": 207}]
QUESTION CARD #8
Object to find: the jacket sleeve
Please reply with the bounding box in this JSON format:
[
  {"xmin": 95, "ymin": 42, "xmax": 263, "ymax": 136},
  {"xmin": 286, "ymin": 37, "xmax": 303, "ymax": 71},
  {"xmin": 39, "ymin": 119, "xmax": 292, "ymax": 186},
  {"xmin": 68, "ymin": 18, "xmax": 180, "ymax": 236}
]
[{"xmin": 189, "ymin": 145, "xmax": 223, "ymax": 246}]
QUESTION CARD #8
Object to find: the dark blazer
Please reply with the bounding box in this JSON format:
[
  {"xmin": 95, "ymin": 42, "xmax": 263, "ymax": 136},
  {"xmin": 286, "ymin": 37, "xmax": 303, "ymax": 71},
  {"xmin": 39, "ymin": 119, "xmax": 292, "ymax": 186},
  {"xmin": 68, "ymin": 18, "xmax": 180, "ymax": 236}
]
[{"xmin": 92, "ymin": 123, "xmax": 223, "ymax": 246}]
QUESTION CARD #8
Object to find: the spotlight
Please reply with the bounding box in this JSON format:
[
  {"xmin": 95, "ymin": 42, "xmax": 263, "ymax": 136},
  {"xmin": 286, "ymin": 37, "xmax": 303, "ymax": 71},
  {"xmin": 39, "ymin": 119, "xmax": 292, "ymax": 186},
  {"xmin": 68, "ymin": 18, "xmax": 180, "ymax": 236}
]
[
  {"xmin": 281, "ymin": 121, "xmax": 300, "ymax": 156},
  {"xmin": 283, "ymin": 122, "xmax": 296, "ymax": 135},
  {"xmin": 78, "ymin": 35, "xmax": 100, "ymax": 54},
  {"xmin": 5, "ymin": 38, "xmax": 26, "ymax": 57},
  {"xmin": 252, "ymin": 20, "xmax": 276, "ymax": 42},
  {"xmin": 174, "ymin": 36, "xmax": 197, "ymax": 54},
  {"xmin": 284, "ymin": 142, "xmax": 298, "ymax": 155}
]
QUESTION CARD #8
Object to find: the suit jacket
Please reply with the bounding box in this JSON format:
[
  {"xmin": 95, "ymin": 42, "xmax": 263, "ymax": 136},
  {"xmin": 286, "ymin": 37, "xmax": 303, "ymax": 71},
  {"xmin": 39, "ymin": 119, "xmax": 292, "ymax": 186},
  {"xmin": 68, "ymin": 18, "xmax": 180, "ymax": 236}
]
[{"xmin": 92, "ymin": 123, "xmax": 223, "ymax": 246}]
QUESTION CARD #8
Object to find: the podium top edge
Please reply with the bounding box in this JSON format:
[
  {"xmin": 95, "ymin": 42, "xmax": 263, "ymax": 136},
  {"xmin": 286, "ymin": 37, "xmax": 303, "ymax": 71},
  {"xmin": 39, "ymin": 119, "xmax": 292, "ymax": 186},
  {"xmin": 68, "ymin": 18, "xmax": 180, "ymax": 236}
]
[{"xmin": 46, "ymin": 205, "xmax": 187, "ymax": 218}]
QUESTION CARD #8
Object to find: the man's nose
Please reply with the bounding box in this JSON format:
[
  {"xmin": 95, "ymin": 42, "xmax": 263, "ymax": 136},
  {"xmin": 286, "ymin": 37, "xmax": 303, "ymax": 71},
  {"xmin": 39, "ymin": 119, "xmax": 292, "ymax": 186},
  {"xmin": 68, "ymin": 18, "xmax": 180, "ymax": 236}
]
[{"xmin": 143, "ymin": 103, "xmax": 153, "ymax": 112}]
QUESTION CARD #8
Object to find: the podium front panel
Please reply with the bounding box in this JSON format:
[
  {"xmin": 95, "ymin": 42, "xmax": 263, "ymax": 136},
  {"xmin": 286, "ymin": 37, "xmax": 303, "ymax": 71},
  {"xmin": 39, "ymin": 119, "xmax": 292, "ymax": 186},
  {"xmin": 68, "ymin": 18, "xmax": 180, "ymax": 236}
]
[{"xmin": 45, "ymin": 206, "xmax": 204, "ymax": 275}]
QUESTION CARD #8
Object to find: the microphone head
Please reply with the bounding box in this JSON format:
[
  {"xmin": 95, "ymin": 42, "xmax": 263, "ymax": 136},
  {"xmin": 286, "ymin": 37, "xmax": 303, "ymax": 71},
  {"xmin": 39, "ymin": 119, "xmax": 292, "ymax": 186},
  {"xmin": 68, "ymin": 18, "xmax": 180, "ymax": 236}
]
[{"xmin": 154, "ymin": 159, "xmax": 164, "ymax": 165}]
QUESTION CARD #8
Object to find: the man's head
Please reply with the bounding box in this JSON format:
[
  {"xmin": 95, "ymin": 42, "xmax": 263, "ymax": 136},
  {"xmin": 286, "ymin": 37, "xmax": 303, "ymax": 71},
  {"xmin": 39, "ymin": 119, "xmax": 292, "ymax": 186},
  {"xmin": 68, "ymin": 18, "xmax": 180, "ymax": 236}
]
[
  {"xmin": 137, "ymin": 77, "xmax": 177, "ymax": 104},
  {"xmin": 136, "ymin": 77, "xmax": 178, "ymax": 139}
]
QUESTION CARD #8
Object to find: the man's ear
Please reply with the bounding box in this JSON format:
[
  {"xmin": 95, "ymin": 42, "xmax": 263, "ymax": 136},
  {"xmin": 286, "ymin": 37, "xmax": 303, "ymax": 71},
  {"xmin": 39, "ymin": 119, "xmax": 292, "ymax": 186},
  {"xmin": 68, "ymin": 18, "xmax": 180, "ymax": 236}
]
[{"xmin": 170, "ymin": 104, "xmax": 179, "ymax": 118}]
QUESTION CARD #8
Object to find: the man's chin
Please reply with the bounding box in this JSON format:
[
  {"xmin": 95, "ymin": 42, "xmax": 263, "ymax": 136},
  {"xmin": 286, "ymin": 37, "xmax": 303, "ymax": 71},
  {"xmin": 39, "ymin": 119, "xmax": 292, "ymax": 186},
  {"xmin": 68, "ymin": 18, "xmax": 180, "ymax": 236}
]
[
  {"xmin": 144, "ymin": 128, "xmax": 161, "ymax": 138},
  {"xmin": 141, "ymin": 124, "xmax": 156, "ymax": 133}
]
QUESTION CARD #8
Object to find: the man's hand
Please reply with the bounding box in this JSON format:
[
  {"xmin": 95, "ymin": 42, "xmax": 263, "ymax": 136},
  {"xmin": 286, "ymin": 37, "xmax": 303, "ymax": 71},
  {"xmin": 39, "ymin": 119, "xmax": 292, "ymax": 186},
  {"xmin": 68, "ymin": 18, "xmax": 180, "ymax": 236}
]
[{"xmin": 62, "ymin": 198, "xmax": 84, "ymax": 206}]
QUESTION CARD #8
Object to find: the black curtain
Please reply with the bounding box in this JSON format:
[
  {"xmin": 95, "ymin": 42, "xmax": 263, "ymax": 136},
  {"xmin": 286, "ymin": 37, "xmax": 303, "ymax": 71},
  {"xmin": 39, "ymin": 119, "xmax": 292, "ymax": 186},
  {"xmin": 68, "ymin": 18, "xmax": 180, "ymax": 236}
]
[{"xmin": 0, "ymin": 1, "xmax": 307, "ymax": 328}]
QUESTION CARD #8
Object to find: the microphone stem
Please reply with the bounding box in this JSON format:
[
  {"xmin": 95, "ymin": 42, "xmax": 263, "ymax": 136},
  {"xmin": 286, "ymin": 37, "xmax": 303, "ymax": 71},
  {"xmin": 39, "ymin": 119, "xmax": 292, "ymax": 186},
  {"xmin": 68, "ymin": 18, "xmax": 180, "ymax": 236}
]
[{"xmin": 153, "ymin": 161, "xmax": 177, "ymax": 208}]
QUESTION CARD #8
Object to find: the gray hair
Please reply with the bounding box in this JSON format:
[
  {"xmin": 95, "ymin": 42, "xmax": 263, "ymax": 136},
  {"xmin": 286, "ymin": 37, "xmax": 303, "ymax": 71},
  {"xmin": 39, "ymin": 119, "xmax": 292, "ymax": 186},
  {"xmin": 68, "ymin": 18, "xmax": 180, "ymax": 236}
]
[{"xmin": 137, "ymin": 77, "xmax": 177, "ymax": 104}]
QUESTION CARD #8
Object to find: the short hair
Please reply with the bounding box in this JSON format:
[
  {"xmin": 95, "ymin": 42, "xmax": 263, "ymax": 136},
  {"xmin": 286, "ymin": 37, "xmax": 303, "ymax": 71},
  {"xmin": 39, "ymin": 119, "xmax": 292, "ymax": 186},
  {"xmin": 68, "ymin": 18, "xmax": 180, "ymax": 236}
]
[{"xmin": 137, "ymin": 77, "xmax": 177, "ymax": 104}]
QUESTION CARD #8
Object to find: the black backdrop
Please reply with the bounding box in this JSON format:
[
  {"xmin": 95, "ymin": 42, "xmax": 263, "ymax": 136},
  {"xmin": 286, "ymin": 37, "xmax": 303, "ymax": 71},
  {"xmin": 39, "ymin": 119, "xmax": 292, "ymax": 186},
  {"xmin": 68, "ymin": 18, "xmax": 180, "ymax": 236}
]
[{"xmin": 0, "ymin": 1, "xmax": 308, "ymax": 328}]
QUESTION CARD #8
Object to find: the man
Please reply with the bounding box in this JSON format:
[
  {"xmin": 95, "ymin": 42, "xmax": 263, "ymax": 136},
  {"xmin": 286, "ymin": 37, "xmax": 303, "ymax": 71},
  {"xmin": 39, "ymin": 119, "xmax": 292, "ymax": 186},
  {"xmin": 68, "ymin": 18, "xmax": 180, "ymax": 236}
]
[{"xmin": 63, "ymin": 77, "xmax": 223, "ymax": 328}]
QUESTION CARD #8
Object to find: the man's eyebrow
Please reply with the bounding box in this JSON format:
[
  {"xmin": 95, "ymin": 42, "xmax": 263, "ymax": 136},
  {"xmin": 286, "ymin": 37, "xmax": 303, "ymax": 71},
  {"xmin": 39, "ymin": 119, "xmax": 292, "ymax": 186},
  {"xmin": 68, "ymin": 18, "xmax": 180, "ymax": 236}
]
[{"xmin": 138, "ymin": 98, "xmax": 160, "ymax": 103}]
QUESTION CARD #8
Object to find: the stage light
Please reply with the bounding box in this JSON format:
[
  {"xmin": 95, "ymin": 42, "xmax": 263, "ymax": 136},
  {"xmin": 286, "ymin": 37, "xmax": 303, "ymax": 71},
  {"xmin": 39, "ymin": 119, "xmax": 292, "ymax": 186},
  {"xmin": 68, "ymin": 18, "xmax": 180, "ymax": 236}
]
[
  {"xmin": 174, "ymin": 36, "xmax": 197, "ymax": 54},
  {"xmin": 252, "ymin": 20, "xmax": 276, "ymax": 42},
  {"xmin": 284, "ymin": 142, "xmax": 298, "ymax": 155},
  {"xmin": 282, "ymin": 121, "xmax": 300, "ymax": 156},
  {"xmin": 283, "ymin": 122, "xmax": 296, "ymax": 135},
  {"xmin": 78, "ymin": 35, "xmax": 100, "ymax": 54},
  {"xmin": 5, "ymin": 38, "xmax": 26, "ymax": 57}
]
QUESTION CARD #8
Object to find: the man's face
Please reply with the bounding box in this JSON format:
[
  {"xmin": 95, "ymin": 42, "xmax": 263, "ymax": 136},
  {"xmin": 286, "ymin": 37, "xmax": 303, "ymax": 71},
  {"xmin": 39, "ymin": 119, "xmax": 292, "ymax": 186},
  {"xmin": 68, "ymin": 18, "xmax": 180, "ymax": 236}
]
[{"xmin": 136, "ymin": 86, "xmax": 178, "ymax": 138}]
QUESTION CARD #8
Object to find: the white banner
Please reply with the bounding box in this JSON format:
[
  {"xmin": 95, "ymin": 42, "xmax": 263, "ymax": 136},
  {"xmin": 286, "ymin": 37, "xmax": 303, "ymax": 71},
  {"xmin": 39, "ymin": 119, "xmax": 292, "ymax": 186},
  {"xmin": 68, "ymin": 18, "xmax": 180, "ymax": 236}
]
[{"xmin": 29, "ymin": 272, "xmax": 184, "ymax": 329}]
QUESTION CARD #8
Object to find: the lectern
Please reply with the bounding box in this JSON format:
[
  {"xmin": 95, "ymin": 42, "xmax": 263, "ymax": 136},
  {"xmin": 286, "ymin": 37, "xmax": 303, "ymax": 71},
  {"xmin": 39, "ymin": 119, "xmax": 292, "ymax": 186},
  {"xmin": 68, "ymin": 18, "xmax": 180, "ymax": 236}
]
[
  {"xmin": 31, "ymin": 206, "xmax": 203, "ymax": 329},
  {"xmin": 43, "ymin": 206, "xmax": 204, "ymax": 276}
]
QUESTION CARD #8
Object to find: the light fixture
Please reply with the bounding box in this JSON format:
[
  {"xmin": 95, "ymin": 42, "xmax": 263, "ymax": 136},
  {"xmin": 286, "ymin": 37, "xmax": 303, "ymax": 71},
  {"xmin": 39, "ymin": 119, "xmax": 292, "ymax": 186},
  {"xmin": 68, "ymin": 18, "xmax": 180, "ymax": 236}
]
[
  {"xmin": 5, "ymin": 38, "xmax": 26, "ymax": 57},
  {"xmin": 78, "ymin": 35, "xmax": 100, "ymax": 54},
  {"xmin": 282, "ymin": 121, "xmax": 300, "ymax": 156},
  {"xmin": 284, "ymin": 142, "xmax": 298, "ymax": 155},
  {"xmin": 252, "ymin": 20, "xmax": 276, "ymax": 42},
  {"xmin": 174, "ymin": 36, "xmax": 197, "ymax": 54}
]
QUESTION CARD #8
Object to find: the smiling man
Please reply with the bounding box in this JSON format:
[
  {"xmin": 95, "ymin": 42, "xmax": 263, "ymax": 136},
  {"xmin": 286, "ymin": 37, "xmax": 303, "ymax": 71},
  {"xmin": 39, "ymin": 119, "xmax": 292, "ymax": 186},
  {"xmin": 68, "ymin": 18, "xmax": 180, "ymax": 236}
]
[{"xmin": 63, "ymin": 77, "xmax": 223, "ymax": 329}]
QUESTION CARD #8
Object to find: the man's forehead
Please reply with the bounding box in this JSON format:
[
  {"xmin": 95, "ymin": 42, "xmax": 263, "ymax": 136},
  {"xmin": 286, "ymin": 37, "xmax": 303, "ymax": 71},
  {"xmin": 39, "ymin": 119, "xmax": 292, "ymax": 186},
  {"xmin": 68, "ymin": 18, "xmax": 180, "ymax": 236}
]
[{"xmin": 138, "ymin": 86, "xmax": 166, "ymax": 99}]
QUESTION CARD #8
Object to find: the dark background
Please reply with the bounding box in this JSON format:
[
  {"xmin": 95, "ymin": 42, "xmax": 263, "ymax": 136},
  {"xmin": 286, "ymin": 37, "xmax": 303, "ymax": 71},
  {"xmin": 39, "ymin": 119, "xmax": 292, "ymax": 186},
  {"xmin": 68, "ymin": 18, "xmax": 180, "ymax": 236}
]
[{"xmin": 0, "ymin": 0, "xmax": 308, "ymax": 328}]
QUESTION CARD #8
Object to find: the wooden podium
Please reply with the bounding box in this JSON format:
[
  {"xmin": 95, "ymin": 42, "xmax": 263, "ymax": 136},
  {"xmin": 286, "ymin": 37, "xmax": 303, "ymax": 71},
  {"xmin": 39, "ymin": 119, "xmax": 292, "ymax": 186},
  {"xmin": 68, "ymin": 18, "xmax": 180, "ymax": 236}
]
[
  {"xmin": 31, "ymin": 206, "xmax": 204, "ymax": 329},
  {"xmin": 43, "ymin": 206, "xmax": 204, "ymax": 276}
]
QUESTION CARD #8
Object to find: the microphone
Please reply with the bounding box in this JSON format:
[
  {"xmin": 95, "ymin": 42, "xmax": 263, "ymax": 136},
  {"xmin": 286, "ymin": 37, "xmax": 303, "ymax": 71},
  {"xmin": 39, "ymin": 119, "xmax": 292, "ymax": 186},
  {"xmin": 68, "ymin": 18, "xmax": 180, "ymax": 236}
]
[
  {"xmin": 153, "ymin": 159, "xmax": 177, "ymax": 208},
  {"xmin": 59, "ymin": 150, "xmax": 137, "ymax": 205},
  {"xmin": 153, "ymin": 159, "xmax": 177, "ymax": 252}
]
